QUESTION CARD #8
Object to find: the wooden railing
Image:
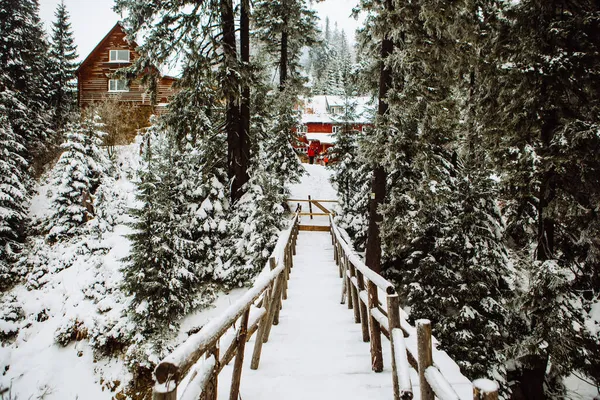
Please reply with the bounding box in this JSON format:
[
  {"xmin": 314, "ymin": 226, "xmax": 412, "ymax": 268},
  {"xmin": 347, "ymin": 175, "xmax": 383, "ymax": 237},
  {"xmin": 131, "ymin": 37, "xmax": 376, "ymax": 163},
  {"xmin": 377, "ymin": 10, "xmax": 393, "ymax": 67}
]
[
  {"xmin": 329, "ymin": 217, "xmax": 500, "ymax": 400},
  {"xmin": 287, "ymin": 196, "xmax": 337, "ymax": 218},
  {"xmin": 151, "ymin": 213, "xmax": 300, "ymax": 400}
]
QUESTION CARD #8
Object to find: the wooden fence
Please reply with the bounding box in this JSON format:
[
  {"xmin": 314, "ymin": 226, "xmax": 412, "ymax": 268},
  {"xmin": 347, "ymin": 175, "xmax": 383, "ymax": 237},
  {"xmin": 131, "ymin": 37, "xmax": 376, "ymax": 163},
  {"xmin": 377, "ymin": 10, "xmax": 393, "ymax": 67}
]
[
  {"xmin": 151, "ymin": 213, "xmax": 300, "ymax": 400},
  {"xmin": 329, "ymin": 217, "xmax": 500, "ymax": 400}
]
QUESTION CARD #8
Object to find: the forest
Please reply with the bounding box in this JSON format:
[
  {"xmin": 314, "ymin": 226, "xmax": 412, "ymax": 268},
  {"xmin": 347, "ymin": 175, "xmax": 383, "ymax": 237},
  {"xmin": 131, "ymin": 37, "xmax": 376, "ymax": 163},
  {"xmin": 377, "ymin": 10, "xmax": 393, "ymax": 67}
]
[{"xmin": 0, "ymin": 0, "xmax": 599, "ymax": 399}]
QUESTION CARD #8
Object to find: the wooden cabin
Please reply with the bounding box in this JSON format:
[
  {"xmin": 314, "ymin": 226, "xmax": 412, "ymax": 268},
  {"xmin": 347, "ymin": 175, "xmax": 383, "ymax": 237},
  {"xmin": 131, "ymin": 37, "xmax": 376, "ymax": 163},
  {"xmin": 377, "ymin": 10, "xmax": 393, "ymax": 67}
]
[{"xmin": 76, "ymin": 23, "xmax": 178, "ymax": 112}]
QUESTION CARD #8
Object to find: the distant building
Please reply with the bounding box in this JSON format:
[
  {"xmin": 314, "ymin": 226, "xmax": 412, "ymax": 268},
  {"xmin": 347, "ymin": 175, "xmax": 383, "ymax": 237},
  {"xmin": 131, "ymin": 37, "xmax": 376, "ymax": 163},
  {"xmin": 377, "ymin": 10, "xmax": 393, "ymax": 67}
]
[
  {"xmin": 76, "ymin": 23, "xmax": 177, "ymax": 112},
  {"xmin": 295, "ymin": 95, "xmax": 374, "ymax": 154}
]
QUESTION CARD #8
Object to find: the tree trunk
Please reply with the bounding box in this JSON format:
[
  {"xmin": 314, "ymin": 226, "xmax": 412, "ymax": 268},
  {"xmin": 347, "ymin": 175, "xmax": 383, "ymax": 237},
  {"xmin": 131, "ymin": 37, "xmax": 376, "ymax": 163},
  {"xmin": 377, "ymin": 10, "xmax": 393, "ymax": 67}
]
[
  {"xmin": 240, "ymin": 0, "xmax": 251, "ymax": 195},
  {"xmin": 279, "ymin": 28, "xmax": 289, "ymax": 90},
  {"xmin": 220, "ymin": 0, "xmax": 246, "ymax": 203},
  {"xmin": 365, "ymin": 0, "xmax": 394, "ymax": 275}
]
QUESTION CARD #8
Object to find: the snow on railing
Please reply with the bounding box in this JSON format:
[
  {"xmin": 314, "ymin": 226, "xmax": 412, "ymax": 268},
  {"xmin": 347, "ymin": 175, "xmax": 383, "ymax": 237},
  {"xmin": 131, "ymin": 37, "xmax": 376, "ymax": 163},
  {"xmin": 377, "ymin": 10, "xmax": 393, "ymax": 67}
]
[
  {"xmin": 329, "ymin": 216, "xmax": 499, "ymax": 400},
  {"xmin": 152, "ymin": 212, "xmax": 301, "ymax": 400}
]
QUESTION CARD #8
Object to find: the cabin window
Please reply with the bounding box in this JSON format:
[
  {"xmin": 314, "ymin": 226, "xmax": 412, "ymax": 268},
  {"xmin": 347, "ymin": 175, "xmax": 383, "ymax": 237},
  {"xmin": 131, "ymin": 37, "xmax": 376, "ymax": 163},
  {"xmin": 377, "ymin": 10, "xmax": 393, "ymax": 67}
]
[
  {"xmin": 362, "ymin": 126, "xmax": 368, "ymax": 133},
  {"xmin": 332, "ymin": 125, "xmax": 340, "ymax": 134},
  {"xmin": 108, "ymin": 79, "xmax": 129, "ymax": 92},
  {"xmin": 298, "ymin": 125, "xmax": 308, "ymax": 133},
  {"xmin": 329, "ymin": 106, "xmax": 343, "ymax": 115},
  {"xmin": 109, "ymin": 50, "xmax": 130, "ymax": 62}
]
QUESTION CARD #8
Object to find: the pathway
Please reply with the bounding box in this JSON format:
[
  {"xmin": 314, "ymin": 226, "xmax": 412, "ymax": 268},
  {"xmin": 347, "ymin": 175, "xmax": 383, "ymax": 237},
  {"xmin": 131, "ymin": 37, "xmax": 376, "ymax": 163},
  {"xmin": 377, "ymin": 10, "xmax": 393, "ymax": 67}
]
[{"xmin": 219, "ymin": 230, "xmax": 403, "ymax": 399}]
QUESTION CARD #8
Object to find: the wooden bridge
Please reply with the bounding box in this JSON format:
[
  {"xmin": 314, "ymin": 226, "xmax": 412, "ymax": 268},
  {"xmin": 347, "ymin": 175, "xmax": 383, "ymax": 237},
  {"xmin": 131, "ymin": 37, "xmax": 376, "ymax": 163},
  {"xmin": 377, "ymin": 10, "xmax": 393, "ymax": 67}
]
[{"xmin": 149, "ymin": 210, "xmax": 499, "ymax": 400}]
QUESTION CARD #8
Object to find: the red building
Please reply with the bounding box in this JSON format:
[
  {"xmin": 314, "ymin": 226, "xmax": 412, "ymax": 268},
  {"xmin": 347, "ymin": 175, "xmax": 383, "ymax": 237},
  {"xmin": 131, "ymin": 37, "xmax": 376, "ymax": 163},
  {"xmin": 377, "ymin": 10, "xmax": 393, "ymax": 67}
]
[
  {"xmin": 76, "ymin": 23, "xmax": 178, "ymax": 112},
  {"xmin": 295, "ymin": 95, "xmax": 374, "ymax": 155}
]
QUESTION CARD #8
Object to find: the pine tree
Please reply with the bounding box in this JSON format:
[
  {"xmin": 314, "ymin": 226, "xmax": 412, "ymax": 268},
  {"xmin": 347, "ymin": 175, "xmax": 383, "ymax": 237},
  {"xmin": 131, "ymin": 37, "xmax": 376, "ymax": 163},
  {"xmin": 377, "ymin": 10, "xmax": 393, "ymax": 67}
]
[
  {"xmin": 115, "ymin": 0, "xmax": 252, "ymax": 203},
  {"xmin": 0, "ymin": 0, "xmax": 53, "ymax": 160},
  {"xmin": 253, "ymin": 0, "xmax": 319, "ymax": 91},
  {"xmin": 222, "ymin": 165, "xmax": 287, "ymax": 286},
  {"xmin": 47, "ymin": 115, "xmax": 107, "ymax": 241},
  {"xmin": 48, "ymin": 0, "xmax": 78, "ymax": 131},
  {"xmin": 353, "ymin": 0, "xmax": 518, "ymax": 386},
  {"xmin": 122, "ymin": 127, "xmax": 202, "ymax": 333},
  {"xmin": 473, "ymin": 0, "xmax": 600, "ymax": 395},
  {"xmin": 330, "ymin": 96, "xmax": 370, "ymax": 249},
  {"xmin": 0, "ymin": 109, "xmax": 28, "ymax": 289}
]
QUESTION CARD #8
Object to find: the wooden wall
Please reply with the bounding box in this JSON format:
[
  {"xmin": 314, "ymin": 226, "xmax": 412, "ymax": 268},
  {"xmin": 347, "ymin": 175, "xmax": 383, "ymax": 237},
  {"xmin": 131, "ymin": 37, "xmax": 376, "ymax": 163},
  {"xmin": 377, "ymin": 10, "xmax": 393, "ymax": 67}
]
[{"xmin": 77, "ymin": 24, "xmax": 177, "ymax": 109}]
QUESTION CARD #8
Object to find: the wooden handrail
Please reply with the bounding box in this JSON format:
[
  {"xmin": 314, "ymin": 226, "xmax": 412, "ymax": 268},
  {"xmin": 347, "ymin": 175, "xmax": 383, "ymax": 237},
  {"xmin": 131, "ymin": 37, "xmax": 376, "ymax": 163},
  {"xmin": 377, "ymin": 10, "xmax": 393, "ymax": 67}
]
[
  {"xmin": 329, "ymin": 216, "xmax": 395, "ymax": 294},
  {"xmin": 152, "ymin": 212, "xmax": 300, "ymax": 399},
  {"xmin": 329, "ymin": 217, "xmax": 499, "ymax": 400}
]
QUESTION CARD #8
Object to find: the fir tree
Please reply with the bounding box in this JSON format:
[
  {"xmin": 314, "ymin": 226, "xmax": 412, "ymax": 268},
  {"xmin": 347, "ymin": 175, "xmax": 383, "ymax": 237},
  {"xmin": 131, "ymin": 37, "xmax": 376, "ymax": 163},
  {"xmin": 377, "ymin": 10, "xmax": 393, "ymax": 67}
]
[
  {"xmin": 0, "ymin": 0, "xmax": 53, "ymax": 160},
  {"xmin": 48, "ymin": 0, "xmax": 78, "ymax": 131},
  {"xmin": 222, "ymin": 165, "xmax": 287, "ymax": 286},
  {"xmin": 0, "ymin": 110, "xmax": 28, "ymax": 289},
  {"xmin": 330, "ymin": 96, "xmax": 369, "ymax": 249},
  {"xmin": 122, "ymin": 127, "xmax": 201, "ymax": 333},
  {"xmin": 47, "ymin": 115, "xmax": 107, "ymax": 241},
  {"xmin": 115, "ymin": 0, "xmax": 252, "ymax": 203},
  {"xmin": 474, "ymin": 0, "xmax": 600, "ymax": 395},
  {"xmin": 253, "ymin": 0, "xmax": 319, "ymax": 90}
]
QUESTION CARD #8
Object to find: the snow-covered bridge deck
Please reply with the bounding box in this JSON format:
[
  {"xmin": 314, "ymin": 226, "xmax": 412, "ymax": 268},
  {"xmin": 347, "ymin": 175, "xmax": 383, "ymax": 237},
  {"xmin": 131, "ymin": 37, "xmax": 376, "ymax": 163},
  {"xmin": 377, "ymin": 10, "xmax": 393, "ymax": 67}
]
[{"xmin": 218, "ymin": 230, "xmax": 396, "ymax": 399}]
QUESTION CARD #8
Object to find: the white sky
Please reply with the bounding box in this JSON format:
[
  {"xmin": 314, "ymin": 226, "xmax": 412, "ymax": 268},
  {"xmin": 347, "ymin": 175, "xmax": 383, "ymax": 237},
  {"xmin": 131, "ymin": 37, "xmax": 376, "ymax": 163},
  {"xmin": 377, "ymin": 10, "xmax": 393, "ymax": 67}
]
[{"xmin": 39, "ymin": 0, "xmax": 363, "ymax": 63}]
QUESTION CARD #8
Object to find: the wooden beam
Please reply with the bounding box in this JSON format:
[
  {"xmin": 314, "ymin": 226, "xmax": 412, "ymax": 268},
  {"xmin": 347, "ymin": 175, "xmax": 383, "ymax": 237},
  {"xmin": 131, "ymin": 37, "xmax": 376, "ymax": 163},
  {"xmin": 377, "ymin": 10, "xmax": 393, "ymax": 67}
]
[
  {"xmin": 298, "ymin": 225, "xmax": 330, "ymax": 232},
  {"xmin": 287, "ymin": 199, "xmax": 338, "ymax": 203},
  {"xmin": 311, "ymin": 200, "xmax": 331, "ymax": 214}
]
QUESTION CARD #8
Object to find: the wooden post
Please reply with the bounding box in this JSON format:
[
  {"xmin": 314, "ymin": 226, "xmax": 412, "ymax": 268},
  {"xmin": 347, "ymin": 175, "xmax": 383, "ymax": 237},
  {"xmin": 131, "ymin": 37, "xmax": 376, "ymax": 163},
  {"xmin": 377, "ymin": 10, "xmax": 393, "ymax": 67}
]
[
  {"xmin": 308, "ymin": 195, "xmax": 313, "ymax": 220},
  {"xmin": 345, "ymin": 256, "xmax": 353, "ymax": 310},
  {"xmin": 229, "ymin": 309, "xmax": 250, "ymax": 400},
  {"xmin": 340, "ymin": 270, "xmax": 347, "ymax": 304},
  {"xmin": 153, "ymin": 387, "xmax": 177, "ymax": 400},
  {"xmin": 251, "ymin": 259, "xmax": 279, "ymax": 370},
  {"xmin": 356, "ymin": 271, "xmax": 370, "ymax": 342},
  {"xmin": 349, "ymin": 262, "xmax": 361, "ymax": 323},
  {"xmin": 367, "ymin": 281, "xmax": 383, "ymax": 372},
  {"xmin": 266, "ymin": 268, "xmax": 285, "ymax": 334},
  {"xmin": 201, "ymin": 345, "xmax": 219, "ymax": 400},
  {"xmin": 473, "ymin": 379, "xmax": 499, "ymax": 400},
  {"xmin": 288, "ymin": 242, "xmax": 294, "ymax": 269},
  {"xmin": 337, "ymin": 244, "xmax": 343, "ymax": 278},
  {"xmin": 333, "ymin": 236, "xmax": 339, "ymax": 265},
  {"xmin": 282, "ymin": 247, "xmax": 289, "ymax": 301},
  {"xmin": 387, "ymin": 294, "xmax": 402, "ymax": 400},
  {"xmin": 417, "ymin": 319, "xmax": 434, "ymax": 400}
]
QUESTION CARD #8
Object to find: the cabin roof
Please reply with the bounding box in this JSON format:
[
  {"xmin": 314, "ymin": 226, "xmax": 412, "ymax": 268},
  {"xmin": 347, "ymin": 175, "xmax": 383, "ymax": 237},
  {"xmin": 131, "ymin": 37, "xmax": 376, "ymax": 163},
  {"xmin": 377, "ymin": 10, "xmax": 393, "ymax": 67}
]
[
  {"xmin": 300, "ymin": 95, "xmax": 375, "ymax": 124},
  {"xmin": 76, "ymin": 23, "xmax": 138, "ymax": 74}
]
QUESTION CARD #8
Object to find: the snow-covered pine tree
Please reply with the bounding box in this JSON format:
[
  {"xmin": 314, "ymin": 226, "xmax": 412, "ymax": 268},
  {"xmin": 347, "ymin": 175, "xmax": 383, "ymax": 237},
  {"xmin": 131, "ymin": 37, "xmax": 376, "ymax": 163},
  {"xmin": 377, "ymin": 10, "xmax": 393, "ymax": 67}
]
[
  {"xmin": 48, "ymin": 0, "xmax": 78, "ymax": 131},
  {"xmin": 253, "ymin": 0, "xmax": 319, "ymax": 91},
  {"xmin": 0, "ymin": 0, "xmax": 54, "ymax": 162},
  {"xmin": 122, "ymin": 134, "xmax": 188, "ymax": 333},
  {"xmin": 473, "ymin": 0, "xmax": 600, "ymax": 395},
  {"xmin": 354, "ymin": 0, "xmax": 517, "ymax": 386},
  {"xmin": 0, "ymin": 110, "xmax": 29, "ymax": 290},
  {"xmin": 222, "ymin": 164, "xmax": 287, "ymax": 286},
  {"xmin": 222, "ymin": 60, "xmax": 297, "ymax": 285},
  {"xmin": 115, "ymin": 0, "xmax": 252, "ymax": 203},
  {"xmin": 262, "ymin": 87, "xmax": 305, "ymax": 190},
  {"xmin": 47, "ymin": 115, "xmax": 107, "ymax": 241},
  {"xmin": 330, "ymin": 96, "xmax": 369, "ymax": 249},
  {"xmin": 253, "ymin": 0, "xmax": 316, "ymax": 188}
]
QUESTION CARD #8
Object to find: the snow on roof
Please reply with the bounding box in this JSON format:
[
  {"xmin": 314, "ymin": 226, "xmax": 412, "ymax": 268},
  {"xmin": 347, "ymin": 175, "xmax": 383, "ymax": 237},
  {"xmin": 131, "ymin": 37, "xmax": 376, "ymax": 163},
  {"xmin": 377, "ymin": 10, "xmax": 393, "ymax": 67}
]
[
  {"xmin": 306, "ymin": 133, "xmax": 336, "ymax": 144},
  {"xmin": 300, "ymin": 95, "xmax": 375, "ymax": 124}
]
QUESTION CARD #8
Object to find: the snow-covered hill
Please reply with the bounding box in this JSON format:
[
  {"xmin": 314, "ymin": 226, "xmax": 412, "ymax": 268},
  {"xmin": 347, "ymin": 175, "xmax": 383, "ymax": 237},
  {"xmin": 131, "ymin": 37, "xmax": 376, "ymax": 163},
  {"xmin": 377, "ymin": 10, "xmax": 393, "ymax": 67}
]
[{"xmin": 0, "ymin": 141, "xmax": 246, "ymax": 399}]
